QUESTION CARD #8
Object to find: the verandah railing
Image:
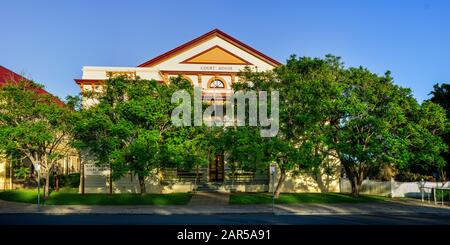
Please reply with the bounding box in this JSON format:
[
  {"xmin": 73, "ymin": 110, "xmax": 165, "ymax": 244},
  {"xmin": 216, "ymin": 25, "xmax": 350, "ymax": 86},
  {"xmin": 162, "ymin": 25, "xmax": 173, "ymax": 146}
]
[{"xmin": 160, "ymin": 168, "xmax": 269, "ymax": 185}]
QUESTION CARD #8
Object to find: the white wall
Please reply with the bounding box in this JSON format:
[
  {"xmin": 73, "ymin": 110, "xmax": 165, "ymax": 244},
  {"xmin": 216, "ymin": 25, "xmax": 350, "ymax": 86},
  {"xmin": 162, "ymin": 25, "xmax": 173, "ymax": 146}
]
[{"xmin": 340, "ymin": 178, "xmax": 450, "ymax": 198}]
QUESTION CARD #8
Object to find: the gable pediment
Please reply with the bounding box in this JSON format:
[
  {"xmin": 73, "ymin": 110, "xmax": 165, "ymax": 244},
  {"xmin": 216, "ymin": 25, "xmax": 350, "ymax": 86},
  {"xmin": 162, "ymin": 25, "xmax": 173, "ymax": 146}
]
[
  {"xmin": 138, "ymin": 29, "xmax": 281, "ymax": 69},
  {"xmin": 180, "ymin": 45, "xmax": 252, "ymax": 65}
]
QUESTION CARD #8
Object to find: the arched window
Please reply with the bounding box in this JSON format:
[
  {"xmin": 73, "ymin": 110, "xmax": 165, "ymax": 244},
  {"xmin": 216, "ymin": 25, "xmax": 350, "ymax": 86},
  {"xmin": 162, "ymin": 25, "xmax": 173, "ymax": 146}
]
[{"xmin": 208, "ymin": 77, "xmax": 226, "ymax": 88}]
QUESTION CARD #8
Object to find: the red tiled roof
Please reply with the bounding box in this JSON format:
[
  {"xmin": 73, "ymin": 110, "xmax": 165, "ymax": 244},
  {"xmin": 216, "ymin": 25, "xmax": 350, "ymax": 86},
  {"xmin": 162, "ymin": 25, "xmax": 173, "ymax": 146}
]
[{"xmin": 0, "ymin": 65, "xmax": 65, "ymax": 106}]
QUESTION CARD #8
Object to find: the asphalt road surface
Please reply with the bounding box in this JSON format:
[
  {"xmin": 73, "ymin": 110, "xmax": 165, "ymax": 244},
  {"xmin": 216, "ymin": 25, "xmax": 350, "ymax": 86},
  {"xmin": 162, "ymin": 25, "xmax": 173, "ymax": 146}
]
[{"xmin": 1, "ymin": 213, "xmax": 450, "ymax": 225}]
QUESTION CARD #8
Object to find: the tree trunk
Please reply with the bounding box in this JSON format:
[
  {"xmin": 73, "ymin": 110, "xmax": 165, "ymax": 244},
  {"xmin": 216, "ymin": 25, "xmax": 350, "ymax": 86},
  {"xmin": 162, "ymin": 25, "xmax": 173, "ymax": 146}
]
[
  {"xmin": 80, "ymin": 155, "xmax": 85, "ymax": 195},
  {"xmin": 350, "ymin": 173, "xmax": 364, "ymax": 197},
  {"xmin": 9, "ymin": 157, "xmax": 13, "ymax": 189},
  {"xmin": 274, "ymin": 167, "xmax": 286, "ymax": 198},
  {"xmin": 231, "ymin": 165, "xmax": 236, "ymax": 191},
  {"xmin": 313, "ymin": 170, "xmax": 328, "ymax": 193},
  {"xmin": 138, "ymin": 175, "xmax": 146, "ymax": 195},
  {"xmin": 43, "ymin": 171, "xmax": 50, "ymax": 199},
  {"xmin": 109, "ymin": 164, "xmax": 113, "ymax": 195},
  {"xmin": 55, "ymin": 175, "xmax": 59, "ymax": 192},
  {"xmin": 342, "ymin": 162, "xmax": 364, "ymax": 197},
  {"xmin": 350, "ymin": 177, "xmax": 359, "ymax": 197}
]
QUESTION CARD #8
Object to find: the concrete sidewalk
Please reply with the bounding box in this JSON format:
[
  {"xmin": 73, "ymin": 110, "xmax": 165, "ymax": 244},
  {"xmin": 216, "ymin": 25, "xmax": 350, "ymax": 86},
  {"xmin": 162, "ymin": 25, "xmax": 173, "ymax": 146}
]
[{"xmin": 1, "ymin": 199, "xmax": 450, "ymax": 216}]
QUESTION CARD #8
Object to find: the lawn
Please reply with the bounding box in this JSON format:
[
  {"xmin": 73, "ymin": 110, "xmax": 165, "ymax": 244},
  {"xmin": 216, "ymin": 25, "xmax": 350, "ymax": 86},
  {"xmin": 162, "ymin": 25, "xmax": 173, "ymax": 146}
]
[
  {"xmin": 0, "ymin": 188, "xmax": 192, "ymax": 205},
  {"xmin": 229, "ymin": 192, "xmax": 389, "ymax": 205}
]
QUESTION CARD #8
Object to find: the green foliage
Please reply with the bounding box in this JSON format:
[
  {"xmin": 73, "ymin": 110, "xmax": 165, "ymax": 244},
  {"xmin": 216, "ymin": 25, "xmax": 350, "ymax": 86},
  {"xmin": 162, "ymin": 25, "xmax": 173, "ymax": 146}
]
[
  {"xmin": 0, "ymin": 188, "xmax": 191, "ymax": 205},
  {"xmin": 395, "ymin": 171, "xmax": 433, "ymax": 182},
  {"xmin": 0, "ymin": 189, "xmax": 42, "ymax": 204},
  {"xmin": 73, "ymin": 76, "xmax": 209, "ymax": 193},
  {"xmin": 14, "ymin": 166, "xmax": 30, "ymax": 180},
  {"xmin": 229, "ymin": 192, "xmax": 388, "ymax": 204},
  {"xmin": 430, "ymin": 83, "xmax": 450, "ymax": 117},
  {"xmin": 45, "ymin": 192, "xmax": 191, "ymax": 205},
  {"xmin": 237, "ymin": 55, "xmax": 448, "ymax": 197},
  {"xmin": 0, "ymin": 80, "xmax": 75, "ymax": 198},
  {"xmin": 434, "ymin": 189, "xmax": 450, "ymax": 201},
  {"xmin": 221, "ymin": 126, "xmax": 266, "ymax": 173},
  {"xmin": 233, "ymin": 55, "xmax": 348, "ymax": 196},
  {"xmin": 428, "ymin": 83, "xmax": 450, "ymax": 180},
  {"xmin": 49, "ymin": 173, "xmax": 80, "ymax": 188}
]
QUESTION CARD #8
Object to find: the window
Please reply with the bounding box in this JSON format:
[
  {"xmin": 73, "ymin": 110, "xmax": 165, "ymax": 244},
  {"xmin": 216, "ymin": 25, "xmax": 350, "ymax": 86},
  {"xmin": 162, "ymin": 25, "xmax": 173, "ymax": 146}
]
[{"xmin": 209, "ymin": 79, "xmax": 225, "ymax": 88}]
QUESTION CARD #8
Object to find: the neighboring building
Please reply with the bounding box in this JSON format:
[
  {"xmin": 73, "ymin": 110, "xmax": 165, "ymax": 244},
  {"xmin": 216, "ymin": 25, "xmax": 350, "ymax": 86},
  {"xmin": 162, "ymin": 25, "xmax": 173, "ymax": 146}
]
[
  {"xmin": 76, "ymin": 29, "xmax": 340, "ymax": 193},
  {"xmin": 0, "ymin": 66, "xmax": 80, "ymax": 190}
]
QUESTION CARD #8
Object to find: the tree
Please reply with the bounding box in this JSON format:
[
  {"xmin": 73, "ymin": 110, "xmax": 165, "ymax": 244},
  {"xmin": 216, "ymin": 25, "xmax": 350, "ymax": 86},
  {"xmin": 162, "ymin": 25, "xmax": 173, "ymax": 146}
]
[
  {"xmin": 330, "ymin": 68, "xmax": 448, "ymax": 196},
  {"xmin": 273, "ymin": 55, "xmax": 345, "ymax": 194},
  {"xmin": 408, "ymin": 101, "xmax": 448, "ymax": 180},
  {"xmin": 429, "ymin": 83, "xmax": 450, "ymax": 114},
  {"xmin": 235, "ymin": 56, "xmax": 343, "ymax": 198},
  {"xmin": 246, "ymin": 55, "xmax": 348, "ymax": 197},
  {"xmin": 429, "ymin": 83, "xmax": 450, "ymax": 180},
  {"xmin": 237, "ymin": 55, "xmax": 448, "ymax": 197},
  {"xmin": 73, "ymin": 75, "xmax": 205, "ymax": 194},
  {"xmin": 220, "ymin": 126, "xmax": 267, "ymax": 188},
  {"xmin": 0, "ymin": 80, "xmax": 73, "ymax": 199}
]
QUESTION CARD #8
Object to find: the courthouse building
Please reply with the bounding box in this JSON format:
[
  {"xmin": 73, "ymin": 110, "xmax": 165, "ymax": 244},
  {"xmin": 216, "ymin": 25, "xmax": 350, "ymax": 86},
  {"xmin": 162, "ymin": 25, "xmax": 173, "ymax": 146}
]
[{"xmin": 75, "ymin": 29, "xmax": 340, "ymax": 193}]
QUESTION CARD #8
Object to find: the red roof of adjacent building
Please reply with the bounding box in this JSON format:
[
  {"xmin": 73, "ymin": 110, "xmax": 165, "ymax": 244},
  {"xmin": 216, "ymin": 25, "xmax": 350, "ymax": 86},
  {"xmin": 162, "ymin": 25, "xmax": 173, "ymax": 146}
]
[{"xmin": 0, "ymin": 65, "xmax": 65, "ymax": 106}]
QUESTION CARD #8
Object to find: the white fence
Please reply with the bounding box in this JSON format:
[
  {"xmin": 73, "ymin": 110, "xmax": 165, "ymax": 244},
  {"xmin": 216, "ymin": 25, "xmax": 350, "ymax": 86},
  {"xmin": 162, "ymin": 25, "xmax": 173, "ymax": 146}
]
[{"xmin": 340, "ymin": 178, "xmax": 450, "ymax": 198}]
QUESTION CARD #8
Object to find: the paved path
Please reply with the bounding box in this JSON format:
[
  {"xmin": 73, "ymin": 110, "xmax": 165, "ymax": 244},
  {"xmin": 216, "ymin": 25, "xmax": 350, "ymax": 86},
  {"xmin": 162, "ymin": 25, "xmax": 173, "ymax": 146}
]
[
  {"xmin": 1, "ymin": 199, "xmax": 450, "ymax": 216},
  {"xmin": 188, "ymin": 192, "xmax": 230, "ymax": 206}
]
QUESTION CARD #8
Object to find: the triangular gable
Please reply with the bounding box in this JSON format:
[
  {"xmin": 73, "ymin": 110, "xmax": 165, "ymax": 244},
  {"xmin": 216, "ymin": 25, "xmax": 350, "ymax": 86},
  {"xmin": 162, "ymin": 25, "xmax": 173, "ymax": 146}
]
[
  {"xmin": 138, "ymin": 29, "xmax": 281, "ymax": 67},
  {"xmin": 180, "ymin": 45, "xmax": 252, "ymax": 65}
]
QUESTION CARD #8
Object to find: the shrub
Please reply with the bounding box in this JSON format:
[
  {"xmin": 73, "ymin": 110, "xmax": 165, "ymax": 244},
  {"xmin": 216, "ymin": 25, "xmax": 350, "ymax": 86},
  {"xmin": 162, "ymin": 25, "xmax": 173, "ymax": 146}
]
[
  {"xmin": 396, "ymin": 172, "xmax": 432, "ymax": 182},
  {"xmin": 49, "ymin": 173, "xmax": 80, "ymax": 188},
  {"xmin": 435, "ymin": 189, "xmax": 450, "ymax": 201}
]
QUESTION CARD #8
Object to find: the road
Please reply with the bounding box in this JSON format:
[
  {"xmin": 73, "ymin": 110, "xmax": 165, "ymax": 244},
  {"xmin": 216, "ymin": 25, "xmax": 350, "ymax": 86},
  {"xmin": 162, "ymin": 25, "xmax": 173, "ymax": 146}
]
[{"xmin": 1, "ymin": 213, "xmax": 450, "ymax": 225}]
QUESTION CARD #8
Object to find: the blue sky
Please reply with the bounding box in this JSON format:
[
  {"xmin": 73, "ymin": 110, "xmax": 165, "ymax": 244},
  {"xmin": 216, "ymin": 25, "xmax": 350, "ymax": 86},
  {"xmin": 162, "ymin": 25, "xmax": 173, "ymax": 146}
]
[{"xmin": 1, "ymin": 0, "xmax": 449, "ymax": 102}]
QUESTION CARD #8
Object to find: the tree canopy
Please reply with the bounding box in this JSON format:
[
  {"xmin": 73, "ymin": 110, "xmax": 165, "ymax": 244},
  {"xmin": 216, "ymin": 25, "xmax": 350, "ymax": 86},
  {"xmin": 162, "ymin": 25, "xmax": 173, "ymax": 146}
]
[
  {"xmin": 428, "ymin": 83, "xmax": 450, "ymax": 180},
  {"xmin": 0, "ymin": 80, "xmax": 74, "ymax": 198},
  {"xmin": 72, "ymin": 76, "xmax": 209, "ymax": 194},
  {"xmin": 236, "ymin": 55, "xmax": 448, "ymax": 196}
]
